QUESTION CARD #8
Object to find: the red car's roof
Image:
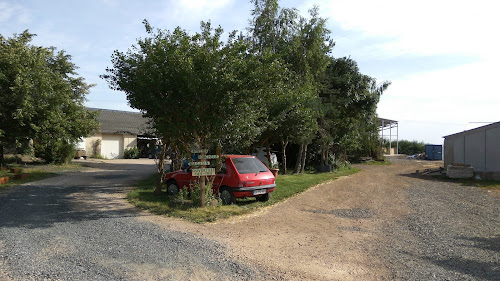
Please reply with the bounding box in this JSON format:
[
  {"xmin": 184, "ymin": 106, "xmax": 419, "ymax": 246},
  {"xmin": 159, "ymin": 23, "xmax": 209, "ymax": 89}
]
[{"xmin": 222, "ymin": 155, "xmax": 255, "ymax": 159}]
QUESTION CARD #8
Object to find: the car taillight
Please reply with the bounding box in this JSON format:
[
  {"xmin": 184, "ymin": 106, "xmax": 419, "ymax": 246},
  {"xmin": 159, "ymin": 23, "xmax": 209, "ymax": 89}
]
[{"xmin": 237, "ymin": 181, "xmax": 254, "ymax": 187}]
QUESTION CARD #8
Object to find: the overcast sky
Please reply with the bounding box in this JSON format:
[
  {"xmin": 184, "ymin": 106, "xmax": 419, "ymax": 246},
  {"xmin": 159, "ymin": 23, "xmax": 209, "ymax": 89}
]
[{"xmin": 2, "ymin": 0, "xmax": 499, "ymax": 145}]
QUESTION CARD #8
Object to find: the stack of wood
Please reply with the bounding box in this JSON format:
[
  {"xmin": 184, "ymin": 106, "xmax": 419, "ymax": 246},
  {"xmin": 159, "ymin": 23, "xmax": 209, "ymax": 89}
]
[{"xmin": 446, "ymin": 163, "xmax": 474, "ymax": 179}]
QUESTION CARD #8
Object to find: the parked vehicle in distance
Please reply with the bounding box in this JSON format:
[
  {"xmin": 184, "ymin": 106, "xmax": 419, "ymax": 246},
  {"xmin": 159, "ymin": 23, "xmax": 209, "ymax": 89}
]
[{"xmin": 164, "ymin": 155, "xmax": 276, "ymax": 205}]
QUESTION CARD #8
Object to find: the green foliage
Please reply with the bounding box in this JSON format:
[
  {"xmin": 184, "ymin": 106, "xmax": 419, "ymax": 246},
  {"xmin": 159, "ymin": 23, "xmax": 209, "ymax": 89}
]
[
  {"xmin": 34, "ymin": 139, "xmax": 75, "ymax": 164},
  {"xmin": 103, "ymin": 20, "xmax": 288, "ymax": 152},
  {"xmin": 124, "ymin": 146, "xmax": 140, "ymax": 159},
  {"xmin": 318, "ymin": 57, "xmax": 391, "ymax": 162},
  {"xmin": 391, "ymin": 140, "xmax": 425, "ymax": 155},
  {"xmin": 189, "ymin": 182, "xmax": 218, "ymax": 207},
  {"xmin": 0, "ymin": 31, "xmax": 99, "ymax": 164}
]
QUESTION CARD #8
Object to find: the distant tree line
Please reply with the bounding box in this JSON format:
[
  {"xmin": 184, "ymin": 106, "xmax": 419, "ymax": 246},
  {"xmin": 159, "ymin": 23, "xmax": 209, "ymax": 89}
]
[{"xmin": 387, "ymin": 140, "xmax": 426, "ymax": 155}]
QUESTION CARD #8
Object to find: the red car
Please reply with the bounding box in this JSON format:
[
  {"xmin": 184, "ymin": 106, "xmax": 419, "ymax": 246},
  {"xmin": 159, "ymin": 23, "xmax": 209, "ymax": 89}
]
[{"xmin": 164, "ymin": 155, "xmax": 276, "ymax": 205}]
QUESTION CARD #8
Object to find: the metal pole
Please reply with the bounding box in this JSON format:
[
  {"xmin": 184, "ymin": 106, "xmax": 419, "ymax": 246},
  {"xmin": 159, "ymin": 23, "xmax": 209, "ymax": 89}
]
[
  {"xmin": 396, "ymin": 122, "xmax": 399, "ymax": 154},
  {"xmin": 389, "ymin": 122, "xmax": 392, "ymax": 155}
]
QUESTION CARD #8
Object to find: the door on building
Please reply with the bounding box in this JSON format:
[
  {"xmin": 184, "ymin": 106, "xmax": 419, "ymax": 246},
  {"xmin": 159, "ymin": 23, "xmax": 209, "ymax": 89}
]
[{"xmin": 101, "ymin": 134, "xmax": 124, "ymax": 159}]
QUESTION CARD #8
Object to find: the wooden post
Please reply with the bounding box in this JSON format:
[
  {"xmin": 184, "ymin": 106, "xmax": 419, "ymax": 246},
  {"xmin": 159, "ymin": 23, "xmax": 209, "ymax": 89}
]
[{"xmin": 200, "ymin": 151, "xmax": 206, "ymax": 208}]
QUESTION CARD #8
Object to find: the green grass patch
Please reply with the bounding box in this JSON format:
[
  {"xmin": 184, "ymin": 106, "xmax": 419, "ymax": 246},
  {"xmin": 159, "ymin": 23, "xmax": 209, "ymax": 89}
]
[
  {"xmin": 0, "ymin": 170, "xmax": 57, "ymax": 191},
  {"xmin": 128, "ymin": 167, "xmax": 360, "ymax": 223},
  {"xmin": 453, "ymin": 178, "xmax": 500, "ymax": 191},
  {"xmin": 423, "ymin": 174, "xmax": 500, "ymax": 191}
]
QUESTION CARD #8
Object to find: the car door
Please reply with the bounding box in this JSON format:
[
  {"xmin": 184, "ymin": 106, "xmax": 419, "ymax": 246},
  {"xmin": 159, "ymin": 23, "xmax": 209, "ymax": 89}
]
[
  {"xmin": 212, "ymin": 161, "xmax": 226, "ymax": 192},
  {"xmin": 176, "ymin": 169, "xmax": 196, "ymax": 189}
]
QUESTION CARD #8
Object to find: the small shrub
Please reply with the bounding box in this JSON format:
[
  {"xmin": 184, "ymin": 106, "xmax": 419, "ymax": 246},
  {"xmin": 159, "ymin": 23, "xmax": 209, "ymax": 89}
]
[
  {"xmin": 124, "ymin": 146, "xmax": 140, "ymax": 159},
  {"xmin": 34, "ymin": 139, "xmax": 75, "ymax": 164},
  {"xmin": 171, "ymin": 185, "xmax": 189, "ymax": 206},
  {"xmin": 190, "ymin": 181, "xmax": 218, "ymax": 207},
  {"xmin": 93, "ymin": 154, "xmax": 107, "ymax": 160},
  {"xmin": 91, "ymin": 139, "xmax": 101, "ymax": 158}
]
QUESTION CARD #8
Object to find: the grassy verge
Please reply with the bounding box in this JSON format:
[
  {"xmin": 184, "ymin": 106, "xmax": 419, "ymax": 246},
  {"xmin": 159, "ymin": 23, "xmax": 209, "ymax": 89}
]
[
  {"xmin": 0, "ymin": 162, "xmax": 89, "ymax": 192},
  {"xmin": 128, "ymin": 167, "xmax": 360, "ymax": 223},
  {"xmin": 421, "ymin": 173, "xmax": 500, "ymax": 191},
  {"xmin": 446, "ymin": 177, "xmax": 500, "ymax": 191},
  {"xmin": 0, "ymin": 170, "xmax": 58, "ymax": 191}
]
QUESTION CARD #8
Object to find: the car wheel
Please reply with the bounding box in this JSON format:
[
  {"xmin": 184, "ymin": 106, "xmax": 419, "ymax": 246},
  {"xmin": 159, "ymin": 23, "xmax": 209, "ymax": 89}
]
[
  {"xmin": 219, "ymin": 188, "xmax": 235, "ymax": 205},
  {"xmin": 257, "ymin": 192, "xmax": 270, "ymax": 202},
  {"xmin": 166, "ymin": 181, "xmax": 179, "ymax": 196}
]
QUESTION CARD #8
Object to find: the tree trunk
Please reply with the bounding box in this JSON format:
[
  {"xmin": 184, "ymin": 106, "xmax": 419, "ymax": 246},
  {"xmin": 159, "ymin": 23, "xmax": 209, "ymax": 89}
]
[
  {"xmin": 0, "ymin": 144, "xmax": 3, "ymax": 164},
  {"xmin": 320, "ymin": 144, "xmax": 326, "ymax": 166},
  {"xmin": 200, "ymin": 175, "xmax": 206, "ymax": 207},
  {"xmin": 294, "ymin": 143, "xmax": 304, "ymax": 174},
  {"xmin": 265, "ymin": 140, "xmax": 271, "ymax": 167},
  {"xmin": 300, "ymin": 143, "xmax": 308, "ymax": 174},
  {"xmin": 281, "ymin": 140, "xmax": 288, "ymax": 175},
  {"xmin": 153, "ymin": 138, "xmax": 168, "ymax": 196},
  {"xmin": 199, "ymin": 149, "xmax": 206, "ymax": 208}
]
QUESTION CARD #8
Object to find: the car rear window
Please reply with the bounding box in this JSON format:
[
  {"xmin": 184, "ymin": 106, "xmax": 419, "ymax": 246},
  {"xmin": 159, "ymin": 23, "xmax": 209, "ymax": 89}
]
[{"xmin": 231, "ymin": 157, "xmax": 269, "ymax": 174}]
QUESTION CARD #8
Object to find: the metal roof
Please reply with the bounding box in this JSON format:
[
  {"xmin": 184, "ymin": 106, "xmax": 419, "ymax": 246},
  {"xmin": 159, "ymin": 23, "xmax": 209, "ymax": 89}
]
[
  {"xmin": 87, "ymin": 108, "xmax": 152, "ymax": 135},
  {"xmin": 378, "ymin": 118, "xmax": 398, "ymax": 129},
  {"xmin": 443, "ymin": 121, "xmax": 500, "ymax": 139}
]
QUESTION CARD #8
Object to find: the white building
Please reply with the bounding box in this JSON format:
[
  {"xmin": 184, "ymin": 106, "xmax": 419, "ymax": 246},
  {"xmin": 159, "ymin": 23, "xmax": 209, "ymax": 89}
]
[
  {"xmin": 85, "ymin": 108, "xmax": 153, "ymax": 159},
  {"xmin": 444, "ymin": 121, "xmax": 500, "ymax": 180}
]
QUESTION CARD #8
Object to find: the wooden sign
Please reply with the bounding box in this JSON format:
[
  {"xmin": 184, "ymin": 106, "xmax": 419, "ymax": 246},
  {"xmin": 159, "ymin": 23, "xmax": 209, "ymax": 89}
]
[
  {"xmin": 199, "ymin": 155, "xmax": 218, "ymax": 159},
  {"xmin": 192, "ymin": 168, "xmax": 215, "ymax": 176},
  {"xmin": 188, "ymin": 161, "xmax": 210, "ymax": 166},
  {"xmin": 191, "ymin": 149, "xmax": 209, "ymax": 154}
]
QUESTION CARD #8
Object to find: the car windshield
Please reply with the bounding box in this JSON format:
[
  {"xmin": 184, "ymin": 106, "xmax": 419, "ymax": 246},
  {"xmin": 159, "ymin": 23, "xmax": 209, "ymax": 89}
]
[{"xmin": 231, "ymin": 157, "xmax": 268, "ymax": 174}]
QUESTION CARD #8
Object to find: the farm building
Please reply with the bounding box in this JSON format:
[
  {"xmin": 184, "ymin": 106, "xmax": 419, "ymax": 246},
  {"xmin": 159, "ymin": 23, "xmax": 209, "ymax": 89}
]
[
  {"xmin": 83, "ymin": 108, "xmax": 154, "ymax": 159},
  {"xmin": 379, "ymin": 118, "xmax": 399, "ymax": 155},
  {"xmin": 443, "ymin": 121, "xmax": 500, "ymax": 180}
]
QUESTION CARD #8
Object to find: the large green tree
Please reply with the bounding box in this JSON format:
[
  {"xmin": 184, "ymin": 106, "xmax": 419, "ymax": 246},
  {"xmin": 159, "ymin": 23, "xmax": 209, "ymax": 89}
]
[
  {"xmin": 249, "ymin": 0, "xmax": 333, "ymax": 173},
  {"xmin": 0, "ymin": 31, "xmax": 98, "ymax": 163},
  {"xmin": 102, "ymin": 20, "xmax": 288, "ymax": 201},
  {"xmin": 319, "ymin": 57, "xmax": 391, "ymax": 163}
]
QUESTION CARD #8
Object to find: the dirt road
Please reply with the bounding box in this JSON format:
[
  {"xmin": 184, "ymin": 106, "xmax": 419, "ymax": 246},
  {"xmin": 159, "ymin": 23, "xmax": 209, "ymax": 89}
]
[
  {"xmin": 1, "ymin": 158, "xmax": 498, "ymax": 280},
  {"xmin": 144, "ymin": 159, "xmax": 500, "ymax": 280}
]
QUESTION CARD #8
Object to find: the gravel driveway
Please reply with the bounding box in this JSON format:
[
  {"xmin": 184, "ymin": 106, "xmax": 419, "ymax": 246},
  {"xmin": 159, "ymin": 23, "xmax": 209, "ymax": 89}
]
[
  {"xmin": 0, "ymin": 159, "xmax": 263, "ymax": 280},
  {"xmin": 381, "ymin": 160, "xmax": 500, "ymax": 280},
  {"xmin": 0, "ymin": 158, "xmax": 498, "ymax": 280},
  {"xmin": 149, "ymin": 159, "xmax": 500, "ymax": 280}
]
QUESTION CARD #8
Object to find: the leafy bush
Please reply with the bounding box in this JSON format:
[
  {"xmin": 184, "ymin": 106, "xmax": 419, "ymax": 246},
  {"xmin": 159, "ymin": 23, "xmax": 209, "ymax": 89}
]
[
  {"xmin": 189, "ymin": 181, "xmax": 218, "ymax": 207},
  {"xmin": 34, "ymin": 139, "xmax": 75, "ymax": 164},
  {"xmin": 124, "ymin": 146, "xmax": 140, "ymax": 159},
  {"xmin": 391, "ymin": 140, "xmax": 425, "ymax": 155}
]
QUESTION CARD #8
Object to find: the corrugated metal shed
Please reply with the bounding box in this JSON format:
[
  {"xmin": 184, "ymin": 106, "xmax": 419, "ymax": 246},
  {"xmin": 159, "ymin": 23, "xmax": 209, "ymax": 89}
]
[{"xmin": 443, "ymin": 121, "xmax": 500, "ymax": 180}]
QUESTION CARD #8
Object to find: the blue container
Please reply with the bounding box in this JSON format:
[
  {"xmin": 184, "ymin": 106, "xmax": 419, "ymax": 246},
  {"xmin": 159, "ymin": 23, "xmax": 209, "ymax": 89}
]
[{"xmin": 425, "ymin": 145, "xmax": 442, "ymax": 160}]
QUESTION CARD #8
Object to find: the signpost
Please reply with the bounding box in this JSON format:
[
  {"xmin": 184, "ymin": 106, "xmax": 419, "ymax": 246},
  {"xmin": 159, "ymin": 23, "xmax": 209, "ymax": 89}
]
[
  {"xmin": 188, "ymin": 161, "xmax": 210, "ymax": 166},
  {"xmin": 199, "ymin": 155, "xmax": 218, "ymax": 159},
  {"xmin": 191, "ymin": 149, "xmax": 209, "ymax": 154},
  {"xmin": 192, "ymin": 168, "xmax": 215, "ymax": 176},
  {"xmin": 190, "ymin": 148, "xmax": 218, "ymax": 207}
]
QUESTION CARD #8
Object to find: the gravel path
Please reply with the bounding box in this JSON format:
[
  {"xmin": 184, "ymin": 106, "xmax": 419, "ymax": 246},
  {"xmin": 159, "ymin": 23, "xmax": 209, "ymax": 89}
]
[
  {"xmin": 1, "ymin": 158, "xmax": 498, "ymax": 280},
  {"xmin": 153, "ymin": 159, "xmax": 500, "ymax": 280},
  {"xmin": 381, "ymin": 160, "xmax": 500, "ymax": 280},
  {"xmin": 0, "ymin": 159, "xmax": 263, "ymax": 280}
]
